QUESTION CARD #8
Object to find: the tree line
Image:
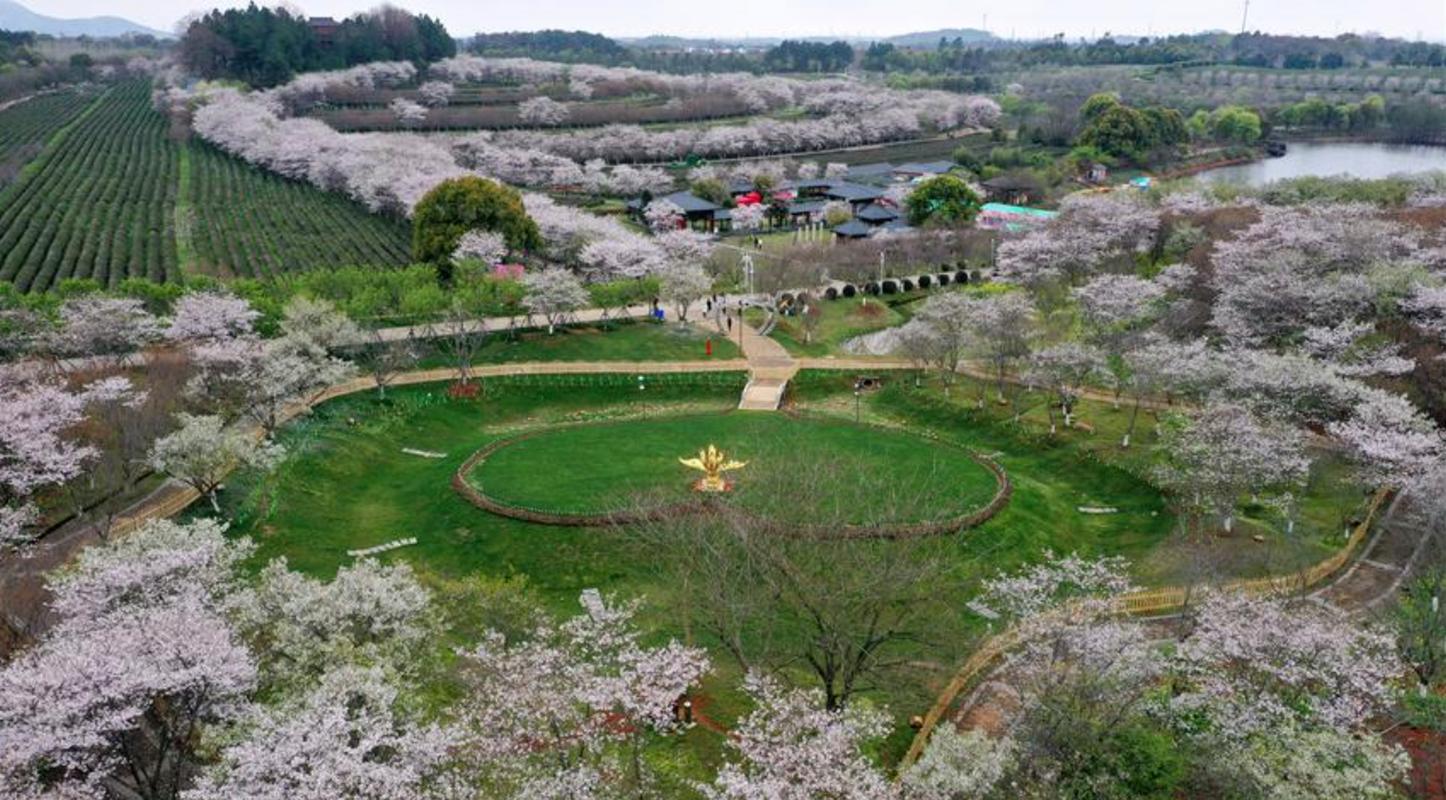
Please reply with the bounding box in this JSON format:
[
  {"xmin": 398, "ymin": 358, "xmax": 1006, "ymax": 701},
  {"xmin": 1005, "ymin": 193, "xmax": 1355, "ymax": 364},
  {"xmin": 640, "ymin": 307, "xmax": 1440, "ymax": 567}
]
[{"xmin": 179, "ymin": 4, "xmax": 455, "ymax": 87}]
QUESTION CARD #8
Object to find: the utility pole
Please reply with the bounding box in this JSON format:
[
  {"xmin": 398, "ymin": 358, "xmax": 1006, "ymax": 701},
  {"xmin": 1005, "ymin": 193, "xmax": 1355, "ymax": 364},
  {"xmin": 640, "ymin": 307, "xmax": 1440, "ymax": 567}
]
[{"xmin": 1240, "ymin": 0, "xmax": 1251, "ymax": 34}]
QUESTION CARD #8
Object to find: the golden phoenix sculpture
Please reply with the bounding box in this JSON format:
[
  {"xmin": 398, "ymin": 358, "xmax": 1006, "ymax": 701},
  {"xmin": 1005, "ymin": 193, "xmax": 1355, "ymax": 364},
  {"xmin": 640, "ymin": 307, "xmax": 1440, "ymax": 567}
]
[{"xmin": 679, "ymin": 444, "xmax": 747, "ymax": 493}]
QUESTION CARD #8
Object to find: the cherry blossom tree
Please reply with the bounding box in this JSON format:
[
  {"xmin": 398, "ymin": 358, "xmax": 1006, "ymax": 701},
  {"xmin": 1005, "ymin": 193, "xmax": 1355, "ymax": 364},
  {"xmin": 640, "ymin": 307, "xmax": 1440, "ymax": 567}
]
[
  {"xmin": 389, "ymin": 98, "xmax": 428, "ymax": 128},
  {"xmin": 1024, "ymin": 343, "xmax": 1106, "ymax": 432},
  {"xmin": 1168, "ymin": 593, "xmax": 1407, "ymax": 799},
  {"xmin": 901, "ymin": 727, "xmax": 1014, "ymax": 800},
  {"xmin": 185, "ymin": 666, "xmax": 446, "ymax": 800},
  {"xmin": 579, "ymin": 235, "xmax": 664, "ymax": 280},
  {"xmin": 1403, "ymin": 284, "xmax": 1446, "ymax": 345},
  {"xmin": 187, "ymin": 333, "xmax": 355, "ymax": 433},
  {"xmin": 416, "ymin": 80, "xmax": 455, "ymax": 108},
  {"xmin": 644, "ymin": 198, "xmax": 685, "ymax": 232},
  {"xmin": 522, "ymin": 268, "xmax": 590, "ymax": 334},
  {"xmin": 448, "ymin": 592, "xmax": 708, "ymax": 798},
  {"xmin": 658, "ymin": 260, "xmax": 713, "ymax": 322},
  {"xmin": 1153, "ymin": 403, "xmax": 1309, "ymax": 534},
  {"xmin": 517, "ymin": 96, "xmax": 570, "ymax": 126},
  {"xmin": 229, "ymin": 557, "xmax": 436, "ymax": 691},
  {"xmin": 165, "ymin": 291, "xmax": 259, "ymax": 344},
  {"xmin": 1209, "ymin": 205, "xmax": 1413, "ymax": 346},
  {"xmin": 1328, "ymin": 390, "xmax": 1445, "ymax": 488},
  {"xmin": 0, "ymin": 518, "xmax": 256, "ymax": 800},
  {"xmin": 963, "ymin": 292, "xmax": 1038, "ymax": 407},
  {"xmin": 0, "ymin": 379, "xmax": 100, "ymax": 548},
  {"xmin": 731, "ymin": 202, "xmax": 767, "ymax": 232},
  {"xmin": 452, "ymin": 229, "xmax": 509, "ymax": 265},
  {"xmin": 147, "ymin": 413, "xmax": 284, "ymax": 512},
  {"xmin": 47, "ymin": 296, "xmax": 162, "ymax": 364},
  {"xmin": 997, "ymin": 194, "xmax": 1159, "ymax": 289},
  {"xmin": 702, "ymin": 672, "xmax": 895, "ymax": 800},
  {"xmin": 280, "ymin": 296, "xmax": 361, "ymax": 355}
]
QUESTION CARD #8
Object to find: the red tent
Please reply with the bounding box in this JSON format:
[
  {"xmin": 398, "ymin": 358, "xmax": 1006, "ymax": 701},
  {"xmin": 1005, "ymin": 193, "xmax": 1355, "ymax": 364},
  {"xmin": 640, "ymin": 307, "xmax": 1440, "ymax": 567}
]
[{"xmin": 736, "ymin": 191, "xmax": 763, "ymax": 206}]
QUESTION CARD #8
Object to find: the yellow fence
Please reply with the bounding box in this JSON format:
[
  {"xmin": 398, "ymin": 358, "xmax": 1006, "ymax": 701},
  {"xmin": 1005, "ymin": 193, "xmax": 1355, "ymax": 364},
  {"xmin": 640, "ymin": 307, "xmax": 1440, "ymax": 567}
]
[{"xmin": 900, "ymin": 486, "xmax": 1393, "ymax": 770}]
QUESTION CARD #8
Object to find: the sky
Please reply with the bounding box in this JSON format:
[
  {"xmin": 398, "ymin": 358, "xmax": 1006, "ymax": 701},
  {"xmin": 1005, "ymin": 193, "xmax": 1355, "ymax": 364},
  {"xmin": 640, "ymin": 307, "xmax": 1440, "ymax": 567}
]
[{"xmin": 27, "ymin": 0, "xmax": 1446, "ymax": 42}]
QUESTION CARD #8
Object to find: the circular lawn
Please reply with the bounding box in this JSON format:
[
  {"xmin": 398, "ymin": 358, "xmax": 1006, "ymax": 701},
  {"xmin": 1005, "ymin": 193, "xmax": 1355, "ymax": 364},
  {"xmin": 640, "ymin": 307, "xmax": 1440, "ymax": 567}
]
[{"xmin": 465, "ymin": 413, "xmax": 1002, "ymax": 527}]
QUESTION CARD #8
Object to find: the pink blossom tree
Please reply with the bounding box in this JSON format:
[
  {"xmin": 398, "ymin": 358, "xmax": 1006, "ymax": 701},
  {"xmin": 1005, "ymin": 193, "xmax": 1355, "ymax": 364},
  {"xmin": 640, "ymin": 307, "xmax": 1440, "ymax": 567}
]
[
  {"xmin": 449, "ymin": 592, "xmax": 708, "ymax": 797},
  {"xmin": 522, "ymin": 268, "xmax": 590, "ymax": 334},
  {"xmin": 183, "ymin": 666, "xmax": 447, "ymax": 800},
  {"xmin": 1153, "ymin": 403, "xmax": 1309, "ymax": 534},
  {"xmin": 0, "ymin": 518, "xmax": 256, "ymax": 800},
  {"xmin": 0, "ymin": 379, "xmax": 100, "ymax": 548},
  {"xmin": 701, "ymin": 672, "xmax": 895, "ymax": 800}
]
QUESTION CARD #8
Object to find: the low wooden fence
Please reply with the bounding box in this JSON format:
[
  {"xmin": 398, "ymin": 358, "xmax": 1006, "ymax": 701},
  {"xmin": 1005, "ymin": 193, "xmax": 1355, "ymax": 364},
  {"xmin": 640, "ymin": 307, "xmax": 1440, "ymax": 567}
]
[{"xmin": 899, "ymin": 486, "xmax": 1393, "ymax": 770}]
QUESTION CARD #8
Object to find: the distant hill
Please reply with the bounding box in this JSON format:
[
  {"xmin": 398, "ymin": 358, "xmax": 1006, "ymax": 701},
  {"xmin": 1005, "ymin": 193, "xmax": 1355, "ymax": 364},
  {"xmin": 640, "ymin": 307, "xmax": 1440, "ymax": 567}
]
[
  {"xmin": 0, "ymin": 0, "xmax": 170, "ymax": 38},
  {"xmin": 622, "ymin": 29, "xmax": 996, "ymax": 50},
  {"xmin": 883, "ymin": 28, "xmax": 995, "ymax": 48}
]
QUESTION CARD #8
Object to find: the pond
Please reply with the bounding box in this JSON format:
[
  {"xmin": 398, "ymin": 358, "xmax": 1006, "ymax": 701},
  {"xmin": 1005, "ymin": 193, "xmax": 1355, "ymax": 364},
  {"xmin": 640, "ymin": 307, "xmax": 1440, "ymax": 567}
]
[{"xmin": 1197, "ymin": 141, "xmax": 1446, "ymax": 185}]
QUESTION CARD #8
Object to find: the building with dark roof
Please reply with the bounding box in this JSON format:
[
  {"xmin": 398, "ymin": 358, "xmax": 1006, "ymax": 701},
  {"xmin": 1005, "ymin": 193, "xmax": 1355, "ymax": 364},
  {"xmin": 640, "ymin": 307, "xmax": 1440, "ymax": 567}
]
[
  {"xmin": 823, "ymin": 182, "xmax": 884, "ymax": 207},
  {"xmin": 980, "ymin": 174, "xmax": 1044, "ymax": 206},
  {"xmin": 832, "ymin": 220, "xmax": 875, "ymax": 239},
  {"xmin": 846, "ymin": 162, "xmax": 896, "ymax": 182},
  {"xmin": 892, "ymin": 161, "xmax": 956, "ymax": 179},
  {"xmin": 854, "ymin": 203, "xmax": 900, "ymax": 225},
  {"xmin": 626, "ymin": 191, "xmax": 725, "ymax": 231}
]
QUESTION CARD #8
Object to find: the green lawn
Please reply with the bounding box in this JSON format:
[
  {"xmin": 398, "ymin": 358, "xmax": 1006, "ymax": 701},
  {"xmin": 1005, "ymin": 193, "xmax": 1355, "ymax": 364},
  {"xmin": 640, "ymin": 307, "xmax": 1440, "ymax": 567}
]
[
  {"xmin": 210, "ymin": 368, "xmax": 1367, "ymax": 771},
  {"xmin": 470, "ymin": 413, "xmax": 999, "ymax": 522},
  {"xmin": 418, "ymin": 319, "xmax": 741, "ymax": 366},
  {"xmin": 748, "ymin": 294, "xmax": 919, "ymax": 357}
]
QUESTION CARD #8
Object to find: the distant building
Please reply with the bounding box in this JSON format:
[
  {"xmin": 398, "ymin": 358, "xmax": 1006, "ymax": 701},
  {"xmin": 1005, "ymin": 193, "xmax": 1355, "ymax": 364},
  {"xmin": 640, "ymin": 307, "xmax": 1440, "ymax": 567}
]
[
  {"xmin": 891, "ymin": 161, "xmax": 957, "ymax": 181},
  {"xmin": 308, "ymin": 17, "xmax": 340, "ymax": 43},
  {"xmin": 854, "ymin": 203, "xmax": 901, "ymax": 226},
  {"xmin": 980, "ymin": 173, "xmax": 1043, "ymax": 206},
  {"xmin": 626, "ymin": 191, "xmax": 727, "ymax": 231},
  {"xmin": 1085, "ymin": 162, "xmax": 1109, "ymax": 184}
]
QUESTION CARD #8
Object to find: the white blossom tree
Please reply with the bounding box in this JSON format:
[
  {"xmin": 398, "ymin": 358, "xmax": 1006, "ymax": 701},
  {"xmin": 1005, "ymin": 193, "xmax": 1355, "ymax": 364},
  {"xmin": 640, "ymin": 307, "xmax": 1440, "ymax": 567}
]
[
  {"xmin": 644, "ymin": 198, "xmax": 685, "ymax": 232},
  {"xmin": 522, "ymin": 268, "xmax": 590, "ymax": 334},
  {"xmin": 47, "ymin": 296, "xmax": 162, "ymax": 364},
  {"xmin": 517, "ymin": 96, "xmax": 570, "ymax": 126},
  {"xmin": 416, "ymin": 80, "xmax": 455, "ymax": 108},
  {"xmin": 0, "ymin": 518, "xmax": 256, "ymax": 800},
  {"xmin": 183, "ymin": 666, "xmax": 447, "ymax": 800},
  {"xmin": 1153, "ymin": 404, "xmax": 1309, "ymax": 534},
  {"xmin": 147, "ymin": 413, "xmax": 284, "ymax": 512},
  {"xmin": 1023, "ymin": 343, "xmax": 1106, "ymax": 432},
  {"xmin": 659, "ymin": 260, "xmax": 713, "ymax": 322},
  {"xmin": 389, "ymin": 98, "xmax": 428, "ymax": 128},
  {"xmin": 449, "ymin": 592, "xmax": 708, "ymax": 798},
  {"xmin": 452, "ymin": 229, "xmax": 509, "ymax": 265},
  {"xmin": 702, "ymin": 672, "xmax": 895, "ymax": 800},
  {"xmin": 166, "ymin": 291, "xmax": 259, "ymax": 344}
]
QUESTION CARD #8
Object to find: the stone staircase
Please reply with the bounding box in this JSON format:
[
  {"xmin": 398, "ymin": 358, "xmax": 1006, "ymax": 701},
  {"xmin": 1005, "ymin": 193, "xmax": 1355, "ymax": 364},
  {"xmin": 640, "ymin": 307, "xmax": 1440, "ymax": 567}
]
[
  {"xmin": 712, "ymin": 305, "xmax": 798, "ymax": 412},
  {"xmin": 739, "ymin": 376, "xmax": 789, "ymax": 410}
]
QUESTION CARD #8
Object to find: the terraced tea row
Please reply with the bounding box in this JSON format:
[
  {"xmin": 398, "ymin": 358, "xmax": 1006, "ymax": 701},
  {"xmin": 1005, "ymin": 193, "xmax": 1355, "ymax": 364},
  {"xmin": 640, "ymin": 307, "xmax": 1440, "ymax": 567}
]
[{"xmin": 0, "ymin": 81, "xmax": 411, "ymax": 292}]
